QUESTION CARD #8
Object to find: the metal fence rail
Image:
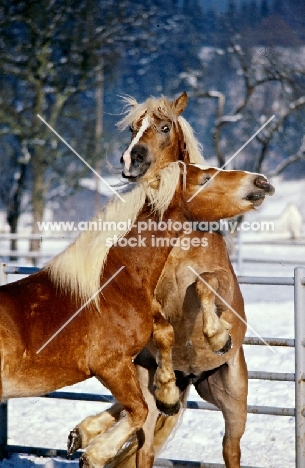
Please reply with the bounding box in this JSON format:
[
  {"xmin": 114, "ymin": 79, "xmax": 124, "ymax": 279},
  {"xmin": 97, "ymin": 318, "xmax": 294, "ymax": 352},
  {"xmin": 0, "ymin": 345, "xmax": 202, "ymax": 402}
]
[
  {"xmin": 0, "ymin": 233, "xmax": 76, "ymax": 263},
  {"xmin": 1, "ymin": 234, "xmax": 304, "ymax": 270},
  {"xmin": 0, "ymin": 263, "xmax": 304, "ymax": 468}
]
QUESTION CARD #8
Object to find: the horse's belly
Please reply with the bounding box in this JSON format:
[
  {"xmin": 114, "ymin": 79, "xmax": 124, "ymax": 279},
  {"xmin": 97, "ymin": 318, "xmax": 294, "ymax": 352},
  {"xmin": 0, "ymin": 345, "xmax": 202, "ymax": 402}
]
[
  {"xmin": 0, "ymin": 340, "xmax": 90, "ymax": 399},
  {"xmin": 1, "ymin": 360, "xmax": 88, "ymax": 399}
]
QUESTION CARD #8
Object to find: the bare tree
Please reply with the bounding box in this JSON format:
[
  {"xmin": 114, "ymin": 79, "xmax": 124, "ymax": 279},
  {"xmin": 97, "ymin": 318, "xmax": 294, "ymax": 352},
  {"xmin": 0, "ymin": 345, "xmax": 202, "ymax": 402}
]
[
  {"xmin": 184, "ymin": 35, "xmax": 305, "ymax": 176},
  {"xmin": 0, "ymin": 0, "xmax": 161, "ymax": 256}
]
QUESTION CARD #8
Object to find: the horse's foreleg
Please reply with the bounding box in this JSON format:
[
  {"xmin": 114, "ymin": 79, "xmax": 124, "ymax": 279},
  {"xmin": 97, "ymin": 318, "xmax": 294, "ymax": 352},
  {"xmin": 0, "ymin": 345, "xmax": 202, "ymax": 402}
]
[
  {"xmin": 98, "ymin": 355, "xmax": 187, "ymax": 468},
  {"xmin": 103, "ymin": 361, "xmax": 159, "ymax": 468},
  {"xmin": 67, "ymin": 403, "xmax": 123, "ymax": 456},
  {"xmin": 195, "ymin": 274, "xmax": 232, "ymax": 354},
  {"xmin": 152, "ymin": 299, "xmax": 180, "ymax": 415},
  {"xmin": 79, "ymin": 358, "xmax": 148, "ymax": 468},
  {"xmin": 195, "ymin": 347, "xmax": 248, "ymax": 468}
]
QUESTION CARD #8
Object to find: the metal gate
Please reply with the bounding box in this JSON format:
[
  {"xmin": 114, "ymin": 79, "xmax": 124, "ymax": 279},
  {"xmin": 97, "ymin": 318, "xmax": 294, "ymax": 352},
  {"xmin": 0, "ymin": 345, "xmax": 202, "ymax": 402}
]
[{"xmin": 0, "ymin": 263, "xmax": 304, "ymax": 468}]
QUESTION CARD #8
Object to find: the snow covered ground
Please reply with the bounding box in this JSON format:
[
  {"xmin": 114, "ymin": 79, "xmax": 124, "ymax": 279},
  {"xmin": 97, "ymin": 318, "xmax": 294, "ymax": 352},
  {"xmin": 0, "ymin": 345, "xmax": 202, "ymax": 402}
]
[{"xmin": 0, "ymin": 176, "xmax": 304, "ymax": 468}]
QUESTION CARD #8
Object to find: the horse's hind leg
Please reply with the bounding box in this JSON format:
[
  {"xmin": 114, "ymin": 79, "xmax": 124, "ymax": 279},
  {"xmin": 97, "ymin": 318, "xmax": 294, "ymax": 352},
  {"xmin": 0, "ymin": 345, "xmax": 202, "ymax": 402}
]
[
  {"xmin": 103, "ymin": 353, "xmax": 160, "ymax": 468},
  {"xmin": 195, "ymin": 273, "xmax": 232, "ymax": 354},
  {"xmin": 135, "ymin": 350, "xmax": 189, "ymax": 468},
  {"xmin": 67, "ymin": 403, "xmax": 123, "ymax": 456},
  {"xmin": 79, "ymin": 358, "xmax": 148, "ymax": 468},
  {"xmin": 195, "ymin": 347, "xmax": 248, "ymax": 468},
  {"xmin": 136, "ymin": 368, "xmax": 189, "ymax": 468},
  {"xmin": 135, "ymin": 362, "xmax": 163, "ymax": 468},
  {"xmin": 152, "ymin": 300, "xmax": 180, "ymax": 415}
]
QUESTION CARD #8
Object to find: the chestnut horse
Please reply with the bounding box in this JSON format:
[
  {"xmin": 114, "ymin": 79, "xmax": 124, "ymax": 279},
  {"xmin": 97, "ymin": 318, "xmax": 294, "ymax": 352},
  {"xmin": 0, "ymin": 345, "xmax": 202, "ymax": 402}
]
[
  {"xmin": 102, "ymin": 230, "xmax": 249, "ymax": 468},
  {"xmin": 113, "ymin": 93, "xmax": 275, "ymax": 468},
  {"xmin": 67, "ymin": 163, "xmax": 274, "ymax": 467},
  {"xmin": 67, "ymin": 93, "xmax": 275, "ymax": 468}
]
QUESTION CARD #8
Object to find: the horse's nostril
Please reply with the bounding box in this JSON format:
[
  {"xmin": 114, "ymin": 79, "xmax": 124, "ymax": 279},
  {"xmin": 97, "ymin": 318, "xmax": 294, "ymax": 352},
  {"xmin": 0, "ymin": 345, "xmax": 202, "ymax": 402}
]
[
  {"xmin": 254, "ymin": 176, "xmax": 275, "ymax": 195},
  {"xmin": 255, "ymin": 176, "xmax": 269, "ymax": 189},
  {"xmin": 134, "ymin": 154, "xmax": 144, "ymax": 163},
  {"xmin": 131, "ymin": 144, "xmax": 147, "ymax": 164},
  {"xmin": 120, "ymin": 156, "xmax": 124, "ymax": 164}
]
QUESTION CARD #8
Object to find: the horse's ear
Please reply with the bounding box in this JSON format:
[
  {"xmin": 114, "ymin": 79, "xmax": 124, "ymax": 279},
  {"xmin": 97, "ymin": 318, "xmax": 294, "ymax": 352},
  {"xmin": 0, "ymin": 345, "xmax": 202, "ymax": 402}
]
[{"xmin": 173, "ymin": 92, "xmax": 188, "ymax": 116}]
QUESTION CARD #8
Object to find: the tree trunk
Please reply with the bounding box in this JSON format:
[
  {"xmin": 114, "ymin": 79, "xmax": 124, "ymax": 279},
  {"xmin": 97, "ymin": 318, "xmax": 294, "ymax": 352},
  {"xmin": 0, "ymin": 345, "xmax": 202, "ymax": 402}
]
[
  {"xmin": 95, "ymin": 58, "xmax": 104, "ymax": 214},
  {"xmin": 30, "ymin": 149, "xmax": 46, "ymax": 265},
  {"xmin": 6, "ymin": 162, "xmax": 27, "ymax": 261}
]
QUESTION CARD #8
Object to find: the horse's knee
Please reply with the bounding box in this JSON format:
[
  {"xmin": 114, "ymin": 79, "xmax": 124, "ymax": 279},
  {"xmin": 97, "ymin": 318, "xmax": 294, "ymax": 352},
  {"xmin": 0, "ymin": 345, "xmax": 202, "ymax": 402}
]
[
  {"xmin": 195, "ymin": 274, "xmax": 232, "ymax": 353},
  {"xmin": 207, "ymin": 318, "xmax": 232, "ymax": 354}
]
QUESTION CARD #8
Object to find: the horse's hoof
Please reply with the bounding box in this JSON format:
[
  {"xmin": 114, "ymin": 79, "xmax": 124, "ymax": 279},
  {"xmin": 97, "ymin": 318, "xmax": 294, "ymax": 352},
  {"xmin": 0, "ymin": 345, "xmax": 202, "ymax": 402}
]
[
  {"xmin": 67, "ymin": 428, "xmax": 82, "ymax": 456},
  {"xmin": 214, "ymin": 334, "xmax": 233, "ymax": 355},
  {"xmin": 79, "ymin": 453, "xmax": 99, "ymax": 468},
  {"xmin": 79, "ymin": 453, "xmax": 90, "ymax": 467},
  {"xmin": 156, "ymin": 398, "xmax": 181, "ymax": 416}
]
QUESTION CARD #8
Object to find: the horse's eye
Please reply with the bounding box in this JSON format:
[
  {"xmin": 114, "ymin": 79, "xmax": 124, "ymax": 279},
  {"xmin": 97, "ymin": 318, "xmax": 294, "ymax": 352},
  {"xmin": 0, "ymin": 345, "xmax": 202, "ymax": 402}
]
[
  {"xmin": 129, "ymin": 126, "xmax": 135, "ymax": 133},
  {"xmin": 161, "ymin": 124, "xmax": 170, "ymax": 133},
  {"xmin": 200, "ymin": 175, "xmax": 211, "ymax": 185}
]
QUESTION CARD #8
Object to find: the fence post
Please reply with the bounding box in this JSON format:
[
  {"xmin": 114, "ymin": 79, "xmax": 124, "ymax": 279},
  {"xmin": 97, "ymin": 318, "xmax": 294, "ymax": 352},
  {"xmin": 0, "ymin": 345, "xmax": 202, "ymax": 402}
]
[
  {"xmin": 0, "ymin": 402, "xmax": 8, "ymax": 460},
  {"xmin": 0, "ymin": 264, "xmax": 7, "ymax": 286},
  {"xmin": 0, "ymin": 264, "xmax": 8, "ymax": 458},
  {"xmin": 295, "ymin": 266, "xmax": 305, "ymax": 468}
]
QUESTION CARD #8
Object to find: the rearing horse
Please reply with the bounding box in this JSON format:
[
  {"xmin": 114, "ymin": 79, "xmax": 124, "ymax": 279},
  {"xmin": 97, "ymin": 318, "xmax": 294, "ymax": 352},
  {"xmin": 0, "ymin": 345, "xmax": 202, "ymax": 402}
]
[
  {"xmin": 69, "ymin": 92, "xmax": 275, "ymax": 468},
  {"xmin": 66, "ymin": 162, "xmax": 274, "ymax": 468}
]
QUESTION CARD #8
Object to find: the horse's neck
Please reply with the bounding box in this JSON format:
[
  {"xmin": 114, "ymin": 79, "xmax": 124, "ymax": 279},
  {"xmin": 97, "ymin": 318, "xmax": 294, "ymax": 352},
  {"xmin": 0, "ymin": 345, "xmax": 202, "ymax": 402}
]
[{"xmin": 104, "ymin": 204, "xmax": 186, "ymax": 287}]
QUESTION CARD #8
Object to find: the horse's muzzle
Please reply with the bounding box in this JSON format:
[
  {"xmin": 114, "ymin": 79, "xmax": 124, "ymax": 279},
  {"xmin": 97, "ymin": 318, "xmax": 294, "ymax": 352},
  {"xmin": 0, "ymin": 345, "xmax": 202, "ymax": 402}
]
[
  {"xmin": 121, "ymin": 144, "xmax": 151, "ymax": 180},
  {"xmin": 244, "ymin": 175, "xmax": 275, "ymax": 206}
]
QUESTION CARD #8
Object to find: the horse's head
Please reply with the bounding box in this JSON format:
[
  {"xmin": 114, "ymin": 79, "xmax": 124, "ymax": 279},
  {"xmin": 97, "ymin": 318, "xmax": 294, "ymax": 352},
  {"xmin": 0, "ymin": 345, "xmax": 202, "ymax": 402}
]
[
  {"xmin": 182, "ymin": 165, "xmax": 275, "ymax": 221},
  {"xmin": 118, "ymin": 92, "xmax": 205, "ymax": 181}
]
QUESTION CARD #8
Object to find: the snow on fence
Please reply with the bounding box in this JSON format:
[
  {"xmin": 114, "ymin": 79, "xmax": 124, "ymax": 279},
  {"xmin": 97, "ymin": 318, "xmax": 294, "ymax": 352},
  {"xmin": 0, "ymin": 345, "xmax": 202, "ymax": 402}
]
[{"xmin": 0, "ymin": 264, "xmax": 304, "ymax": 468}]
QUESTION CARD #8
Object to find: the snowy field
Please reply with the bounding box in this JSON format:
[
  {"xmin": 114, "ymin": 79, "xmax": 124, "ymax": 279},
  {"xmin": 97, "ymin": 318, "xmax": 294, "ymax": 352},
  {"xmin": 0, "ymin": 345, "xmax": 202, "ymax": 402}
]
[{"xmin": 0, "ymin": 176, "xmax": 304, "ymax": 468}]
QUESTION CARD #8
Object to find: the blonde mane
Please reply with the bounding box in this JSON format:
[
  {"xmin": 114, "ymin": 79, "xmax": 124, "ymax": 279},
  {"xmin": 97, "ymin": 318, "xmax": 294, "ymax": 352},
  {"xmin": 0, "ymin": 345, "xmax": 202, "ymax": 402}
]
[
  {"xmin": 117, "ymin": 95, "xmax": 206, "ymax": 166},
  {"xmin": 47, "ymin": 162, "xmax": 181, "ymax": 306}
]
